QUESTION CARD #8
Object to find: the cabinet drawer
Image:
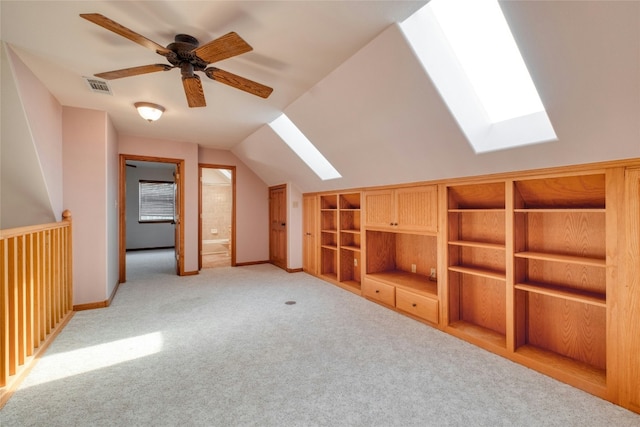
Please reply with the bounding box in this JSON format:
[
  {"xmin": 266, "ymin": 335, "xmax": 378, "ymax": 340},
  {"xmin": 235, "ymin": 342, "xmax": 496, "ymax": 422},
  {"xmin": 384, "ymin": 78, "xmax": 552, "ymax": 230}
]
[
  {"xmin": 362, "ymin": 277, "xmax": 395, "ymax": 307},
  {"xmin": 395, "ymin": 288, "xmax": 438, "ymax": 324}
]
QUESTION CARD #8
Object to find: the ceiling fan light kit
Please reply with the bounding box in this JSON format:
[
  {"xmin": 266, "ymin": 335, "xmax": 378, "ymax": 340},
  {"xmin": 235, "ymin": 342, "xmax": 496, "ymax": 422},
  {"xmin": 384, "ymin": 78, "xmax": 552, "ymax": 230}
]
[
  {"xmin": 134, "ymin": 102, "xmax": 165, "ymax": 122},
  {"xmin": 80, "ymin": 13, "xmax": 273, "ymax": 108}
]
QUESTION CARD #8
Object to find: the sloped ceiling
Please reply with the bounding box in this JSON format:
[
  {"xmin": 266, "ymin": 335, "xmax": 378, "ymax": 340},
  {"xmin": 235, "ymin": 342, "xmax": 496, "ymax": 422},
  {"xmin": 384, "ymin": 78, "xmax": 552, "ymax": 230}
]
[
  {"xmin": 236, "ymin": 1, "xmax": 640, "ymax": 193},
  {"xmin": 2, "ymin": 1, "xmax": 639, "ymax": 195}
]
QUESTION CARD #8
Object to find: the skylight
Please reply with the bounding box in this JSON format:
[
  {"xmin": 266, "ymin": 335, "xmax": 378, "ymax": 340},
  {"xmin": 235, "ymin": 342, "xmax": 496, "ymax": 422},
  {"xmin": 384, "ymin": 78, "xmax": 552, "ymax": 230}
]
[
  {"xmin": 400, "ymin": 0, "xmax": 557, "ymax": 153},
  {"xmin": 269, "ymin": 113, "xmax": 342, "ymax": 180}
]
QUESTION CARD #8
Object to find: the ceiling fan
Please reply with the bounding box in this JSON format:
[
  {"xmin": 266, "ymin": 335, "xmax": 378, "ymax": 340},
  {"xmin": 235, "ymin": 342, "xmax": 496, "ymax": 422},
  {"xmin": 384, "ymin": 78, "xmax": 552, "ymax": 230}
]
[{"xmin": 80, "ymin": 13, "xmax": 273, "ymax": 107}]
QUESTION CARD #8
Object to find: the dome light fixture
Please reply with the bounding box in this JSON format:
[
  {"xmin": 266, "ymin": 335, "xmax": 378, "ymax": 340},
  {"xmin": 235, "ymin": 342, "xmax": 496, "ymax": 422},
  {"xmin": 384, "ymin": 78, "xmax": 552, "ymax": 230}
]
[{"xmin": 134, "ymin": 102, "xmax": 165, "ymax": 122}]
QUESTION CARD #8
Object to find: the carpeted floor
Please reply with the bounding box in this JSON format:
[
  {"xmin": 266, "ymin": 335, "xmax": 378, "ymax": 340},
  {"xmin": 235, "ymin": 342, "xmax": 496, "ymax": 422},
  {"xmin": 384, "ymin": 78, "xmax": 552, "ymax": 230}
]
[{"xmin": 1, "ymin": 249, "xmax": 639, "ymax": 426}]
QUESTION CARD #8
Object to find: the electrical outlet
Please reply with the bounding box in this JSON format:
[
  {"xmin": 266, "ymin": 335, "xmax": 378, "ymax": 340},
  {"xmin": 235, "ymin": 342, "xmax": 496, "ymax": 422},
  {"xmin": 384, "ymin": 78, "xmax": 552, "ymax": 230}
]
[
  {"xmin": 211, "ymin": 228, "xmax": 217, "ymax": 234},
  {"xmin": 411, "ymin": 264, "xmax": 417, "ymax": 273},
  {"xmin": 354, "ymin": 258, "xmax": 358, "ymax": 267},
  {"xmin": 430, "ymin": 267, "xmax": 436, "ymax": 277}
]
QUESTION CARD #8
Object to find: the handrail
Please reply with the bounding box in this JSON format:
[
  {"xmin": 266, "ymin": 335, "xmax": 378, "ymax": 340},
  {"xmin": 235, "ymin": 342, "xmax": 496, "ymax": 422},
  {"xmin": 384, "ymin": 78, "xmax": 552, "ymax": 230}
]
[{"xmin": 0, "ymin": 210, "xmax": 74, "ymax": 408}]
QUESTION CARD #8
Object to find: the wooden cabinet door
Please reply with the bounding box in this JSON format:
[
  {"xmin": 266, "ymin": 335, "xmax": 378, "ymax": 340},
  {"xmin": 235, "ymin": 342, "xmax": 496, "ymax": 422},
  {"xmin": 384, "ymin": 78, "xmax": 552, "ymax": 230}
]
[
  {"xmin": 269, "ymin": 184, "xmax": 287, "ymax": 270},
  {"xmin": 364, "ymin": 189, "xmax": 394, "ymax": 229},
  {"xmin": 302, "ymin": 194, "xmax": 317, "ymax": 274},
  {"xmin": 395, "ymin": 185, "xmax": 438, "ymax": 233}
]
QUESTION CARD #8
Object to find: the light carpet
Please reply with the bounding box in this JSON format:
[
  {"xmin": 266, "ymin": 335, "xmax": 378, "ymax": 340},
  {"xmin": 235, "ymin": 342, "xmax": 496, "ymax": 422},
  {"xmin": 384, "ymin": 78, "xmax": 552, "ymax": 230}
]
[{"xmin": 1, "ymin": 249, "xmax": 639, "ymax": 426}]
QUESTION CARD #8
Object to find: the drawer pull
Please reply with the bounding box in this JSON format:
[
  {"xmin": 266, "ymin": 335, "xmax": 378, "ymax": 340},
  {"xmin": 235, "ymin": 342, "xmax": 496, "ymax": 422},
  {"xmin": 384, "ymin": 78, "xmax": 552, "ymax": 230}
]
[
  {"xmin": 375, "ymin": 290, "xmax": 380, "ymax": 293},
  {"xmin": 412, "ymin": 303, "xmax": 417, "ymax": 307}
]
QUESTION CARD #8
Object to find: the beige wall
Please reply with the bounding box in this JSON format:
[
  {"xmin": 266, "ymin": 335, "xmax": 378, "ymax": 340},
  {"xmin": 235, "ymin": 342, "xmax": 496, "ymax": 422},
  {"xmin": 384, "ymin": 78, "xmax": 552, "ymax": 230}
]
[{"xmin": 62, "ymin": 107, "xmax": 110, "ymax": 305}]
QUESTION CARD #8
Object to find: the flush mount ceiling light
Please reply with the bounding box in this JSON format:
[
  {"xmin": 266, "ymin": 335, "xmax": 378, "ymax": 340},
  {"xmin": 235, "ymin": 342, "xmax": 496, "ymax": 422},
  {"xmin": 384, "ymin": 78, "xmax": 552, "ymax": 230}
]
[{"xmin": 134, "ymin": 102, "xmax": 165, "ymax": 122}]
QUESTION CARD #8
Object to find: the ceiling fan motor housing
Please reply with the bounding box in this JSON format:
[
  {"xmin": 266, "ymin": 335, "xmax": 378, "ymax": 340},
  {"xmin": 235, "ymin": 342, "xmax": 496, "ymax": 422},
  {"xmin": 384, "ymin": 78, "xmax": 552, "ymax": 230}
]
[{"xmin": 165, "ymin": 34, "xmax": 208, "ymax": 73}]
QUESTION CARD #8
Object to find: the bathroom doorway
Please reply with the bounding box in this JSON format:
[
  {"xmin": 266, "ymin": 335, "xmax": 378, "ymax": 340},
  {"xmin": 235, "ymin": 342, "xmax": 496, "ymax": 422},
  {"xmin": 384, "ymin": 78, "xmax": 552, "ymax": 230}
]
[{"xmin": 199, "ymin": 164, "xmax": 235, "ymax": 269}]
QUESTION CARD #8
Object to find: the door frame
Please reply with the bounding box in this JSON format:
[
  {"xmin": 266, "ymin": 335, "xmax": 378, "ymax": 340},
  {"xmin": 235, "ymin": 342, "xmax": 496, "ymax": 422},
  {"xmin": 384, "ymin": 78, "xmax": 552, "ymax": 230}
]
[
  {"xmin": 198, "ymin": 163, "xmax": 237, "ymax": 269},
  {"xmin": 119, "ymin": 154, "xmax": 185, "ymax": 282}
]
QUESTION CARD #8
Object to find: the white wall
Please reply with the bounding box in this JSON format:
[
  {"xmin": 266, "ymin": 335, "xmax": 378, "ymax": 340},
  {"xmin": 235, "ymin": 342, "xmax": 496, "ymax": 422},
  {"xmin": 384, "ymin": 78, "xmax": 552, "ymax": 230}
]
[
  {"xmin": 125, "ymin": 164, "xmax": 175, "ymax": 250},
  {"xmin": 233, "ymin": 1, "xmax": 640, "ymax": 194},
  {"xmin": 1, "ymin": 44, "xmax": 60, "ymax": 228},
  {"xmin": 287, "ymin": 183, "xmax": 303, "ymax": 270}
]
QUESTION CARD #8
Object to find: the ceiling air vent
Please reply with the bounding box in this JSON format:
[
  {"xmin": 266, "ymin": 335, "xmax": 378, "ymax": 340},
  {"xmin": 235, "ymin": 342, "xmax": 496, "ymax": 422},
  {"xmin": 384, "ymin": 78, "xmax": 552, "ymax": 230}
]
[{"xmin": 83, "ymin": 76, "xmax": 113, "ymax": 95}]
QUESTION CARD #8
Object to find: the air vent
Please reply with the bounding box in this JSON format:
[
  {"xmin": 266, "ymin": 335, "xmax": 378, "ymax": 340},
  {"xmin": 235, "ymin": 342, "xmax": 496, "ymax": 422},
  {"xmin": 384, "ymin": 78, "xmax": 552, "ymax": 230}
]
[{"xmin": 83, "ymin": 77, "xmax": 113, "ymax": 95}]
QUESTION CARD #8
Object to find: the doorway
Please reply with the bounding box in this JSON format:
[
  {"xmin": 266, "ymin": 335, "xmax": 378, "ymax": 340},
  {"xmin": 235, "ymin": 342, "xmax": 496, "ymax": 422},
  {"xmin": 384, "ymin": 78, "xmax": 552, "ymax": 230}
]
[
  {"xmin": 119, "ymin": 155, "xmax": 185, "ymax": 283},
  {"xmin": 199, "ymin": 164, "xmax": 235, "ymax": 269},
  {"xmin": 269, "ymin": 184, "xmax": 287, "ymax": 270}
]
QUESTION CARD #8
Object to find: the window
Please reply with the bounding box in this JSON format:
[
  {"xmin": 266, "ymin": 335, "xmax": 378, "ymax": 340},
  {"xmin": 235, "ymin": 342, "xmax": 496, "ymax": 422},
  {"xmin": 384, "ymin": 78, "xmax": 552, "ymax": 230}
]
[
  {"xmin": 400, "ymin": 0, "xmax": 557, "ymax": 153},
  {"xmin": 269, "ymin": 113, "xmax": 342, "ymax": 181},
  {"xmin": 138, "ymin": 180, "xmax": 175, "ymax": 223}
]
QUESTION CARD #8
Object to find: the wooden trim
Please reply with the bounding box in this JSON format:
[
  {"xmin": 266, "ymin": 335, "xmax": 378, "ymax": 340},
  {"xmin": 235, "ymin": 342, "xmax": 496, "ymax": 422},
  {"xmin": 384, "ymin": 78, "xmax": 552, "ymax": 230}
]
[
  {"xmin": 286, "ymin": 267, "xmax": 304, "ymax": 273},
  {"xmin": 73, "ymin": 300, "xmax": 108, "ymax": 311},
  {"xmin": 126, "ymin": 246, "xmax": 175, "ymax": 252},
  {"xmin": 181, "ymin": 270, "xmax": 199, "ymax": 276},
  {"xmin": 119, "ymin": 154, "xmax": 185, "ymax": 282},
  {"xmin": 198, "ymin": 163, "xmax": 237, "ymax": 269},
  {"xmin": 235, "ymin": 260, "xmax": 269, "ymax": 267}
]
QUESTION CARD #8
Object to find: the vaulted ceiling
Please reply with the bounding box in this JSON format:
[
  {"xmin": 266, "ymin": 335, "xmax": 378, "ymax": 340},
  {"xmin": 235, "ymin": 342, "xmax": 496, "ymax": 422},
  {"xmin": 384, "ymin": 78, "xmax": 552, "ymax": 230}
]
[{"xmin": 2, "ymin": 1, "xmax": 639, "ymax": 193}]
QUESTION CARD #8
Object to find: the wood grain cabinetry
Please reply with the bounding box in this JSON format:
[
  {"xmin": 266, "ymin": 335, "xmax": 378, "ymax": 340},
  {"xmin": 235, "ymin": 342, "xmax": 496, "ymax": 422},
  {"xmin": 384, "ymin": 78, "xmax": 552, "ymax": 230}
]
[
  {"xmin": 318, "ymin": 192, "xmax": 362, "ymax": 293},
  {"xmin": 512, "ymin": 174, "xmax": 608, "ymax": 393},
  {"xmin": 364, "ymin": 231, "xmax": 439, "ymax": 324},
  {"xmin": 446, "ymin": 182, "xmax": 507, "ymax": 350},
  {"xmin": 364, "ymin": 185, "xmax": 437, "ymax": 233},
  {"xmin": 302, "ymin": 195, "xmax": 317, "ymax": 275},
  {"xmin": 304, "ymin": 159, "xmax": 640, "ymax": 415}
]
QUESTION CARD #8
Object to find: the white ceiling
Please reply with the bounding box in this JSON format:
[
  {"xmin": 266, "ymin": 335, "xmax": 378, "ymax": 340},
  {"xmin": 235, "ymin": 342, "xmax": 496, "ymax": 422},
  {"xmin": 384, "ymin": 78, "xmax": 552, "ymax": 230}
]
[
  {"xmin": 0, "ymin": 0, "xmax": 427, "ymax": 149},
  {"xmin": 2, "ymin": 1, "xmax": 639, "ymax": 195}
]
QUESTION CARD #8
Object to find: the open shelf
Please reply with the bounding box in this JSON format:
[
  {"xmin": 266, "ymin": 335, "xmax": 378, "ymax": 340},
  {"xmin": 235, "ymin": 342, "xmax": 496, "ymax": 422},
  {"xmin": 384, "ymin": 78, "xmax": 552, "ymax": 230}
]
[
  {"xmin": 448, "ymin": 321, "xmax": 507, "ymax": 350},
  {"xmin": 515, "ymin": 282, "xmax": 606, "ymax": 307},
  {"xmin": 515, "ymin": 251, "xmax": 605, "ymax": 267},
  {"xmin": 448, "ymin": 240, "xmax": 506, "ymax": 251},
  {"xmin": 448, "ymin": 265, "xmax": 505, "ymax": 281},
  {"xmin": 515, "ymin": 345, "xmax": 607, "ymax": 390}
]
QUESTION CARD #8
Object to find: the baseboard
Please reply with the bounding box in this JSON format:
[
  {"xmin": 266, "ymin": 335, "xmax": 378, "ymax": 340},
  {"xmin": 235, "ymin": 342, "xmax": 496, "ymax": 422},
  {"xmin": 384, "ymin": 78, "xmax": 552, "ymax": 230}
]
[
  {"xmin": 235, "ymin": 260, "xmax": 269, "ymax": 267},
  {"xmin": 286, "ymin": 268, "xmax": 304, "ymax": 273},
  {"xmin": 180, "ymin": 270, "xmax": 199, "ymax": 276},
  {"xmin": 126, "ymin": 246, "xmax": 175, "ymax": 252},
  {"xmin": 73, "ymin": 300, "xmax": 108, "ymax": 311}
]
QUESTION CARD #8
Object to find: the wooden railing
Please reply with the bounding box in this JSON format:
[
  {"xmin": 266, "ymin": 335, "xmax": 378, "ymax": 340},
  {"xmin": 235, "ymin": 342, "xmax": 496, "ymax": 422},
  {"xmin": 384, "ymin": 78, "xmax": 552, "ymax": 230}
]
[{"xmin": 0, "ymin": 210, "xmax": 74, "ymax": 407}]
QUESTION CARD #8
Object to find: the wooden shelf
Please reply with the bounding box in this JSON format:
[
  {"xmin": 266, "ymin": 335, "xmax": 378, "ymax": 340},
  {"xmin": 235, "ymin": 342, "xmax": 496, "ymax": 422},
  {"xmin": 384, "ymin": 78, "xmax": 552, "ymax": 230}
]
[
  {"xmin": 448, "ymin": 265, "xmax": 506, "ymax": 281},
  {"xmin": 366, "ymin": 270, "xmax": 437, "ymax": 297},
  {"xmin": 321, "ymin": 229, "xmax": 337, "ymax": 234},
  {"xmin": 321, "ymin": 245, "xmax": 337, "ymax": 250},
  {"xmin": 515, "ymin": 345, "xmax": 607, "ymax": 391},
  {"xmin": 448, "ymin": 240, "xmax": 505, "ymax": 250},
  {"xmin": 515, "ymin": 208, "xmax": 605, "ymax": 213},
  {"xmin": 340, "ymin": 229, "xmax": 360, "ymax": 234},
  {"xmin": 515, "ymin": 282, "xmax": 606, "ymax": 307},
  {"xmin": 448, "ymin": 321, "xmax": 506, "ymax": 349},
  {"xmin": 340, "ymin": 280, "xmax": 361, "ymax": 292},
  {"xmin": 448, "ymin": 208, "xmax": 505, "ymax": 213},
  {"xmin": 515, "ymin": 251, "xmax": 605, "ymax": 267},
  {"xmin": 341, "ymin": 245, "xmax": 361, "ymax": 252},
  {"xmin": 321, "ymin": 272, "xmax": 338, "ymax": 282}
]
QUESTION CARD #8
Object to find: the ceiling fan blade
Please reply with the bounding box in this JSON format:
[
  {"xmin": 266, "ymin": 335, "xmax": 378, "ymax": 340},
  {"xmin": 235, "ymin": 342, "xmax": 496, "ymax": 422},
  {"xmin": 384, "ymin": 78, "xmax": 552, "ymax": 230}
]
[
  {"xmin": 80, "ymin": 13, "xmax": 171, "ymax": 55},
  {"xmin": 182, "ymin": 75, "xmax": 206, "ymax": 108},
  {"xmin": 95, "ymin": 64, "xmax": 173, "ymax": 80},
  {"xmin": 204, "ymin": 68, "xmax": 273, "ymax": 99},
  {"xmin": 193, "ymin": 32, "xmax": 253, "ymax": 64}
]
